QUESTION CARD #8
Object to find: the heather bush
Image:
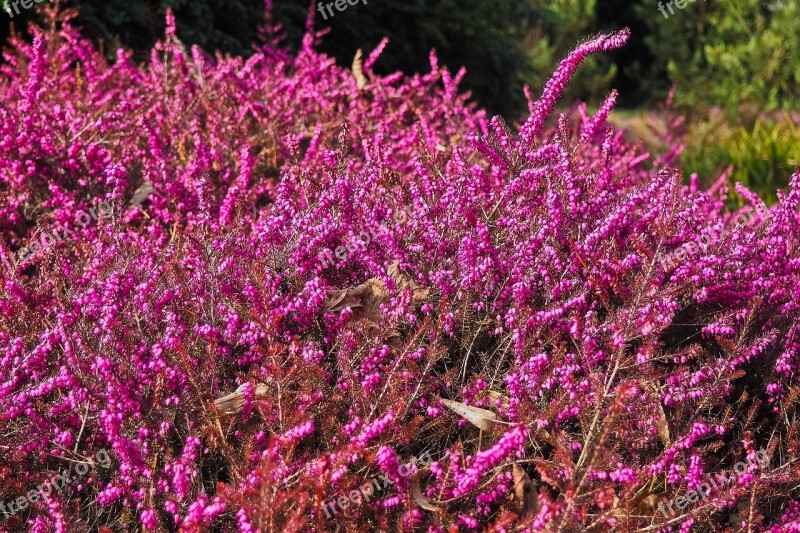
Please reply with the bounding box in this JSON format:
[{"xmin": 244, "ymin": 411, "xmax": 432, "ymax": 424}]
[{"xmin": 3, "ymin": 6, "xmax": 800, "ymax": 533}]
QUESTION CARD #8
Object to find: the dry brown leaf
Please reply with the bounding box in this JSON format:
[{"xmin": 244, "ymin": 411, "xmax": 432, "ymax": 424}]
[
  {"xmin": 439, "ymin": 397, "xmax": 497, "ymax": 432},
  {"xmin": 322, "ymin": 262, "xmax": 429, "ymax": 323},
  {"xmin": 636, "ymin": 494, "xmax": 661, "ymax": 513},
  {"xmin": 387, "ymin": 261, "xmax": 430, "ymax": 304},
  {"xmin": 485, "ymin": 390, "xmax": 510, "ymax": 409},
  {"xmin": 323, "ymin": 288, "xmax": 349, "ymax": 311},
  {"xmin": 512, "ymin": 462, "xmax": 539, "ymax": 517},
  {"xmin": 130, "ymin": 181, "xmax": 154, "ymax": 208},
  {"xmin": 651, "ymin": 397, "xmax": 670, "ymax": 447},
  {"xmin": 655, "ymin": 404, "xmax": 671, "ymax": 448},
  {"xmin": 385, "ymin": 330, "xmax": 403, "ymax": 350},
  {"xmin": 213, "ymin": 382, "xmax": 270, "ymax": 415},
  {"xmin": 323, "ymin": 278, "xmax": 388, "ymax": 324},
  {"xmin": 625, "ymin": 481, "xmax": 662, "ymax": 516},
  {"xmin": 643, "ymin": 383, "xmax": 670, "ymax": 448},
  {"xmin": 728, "ymin": 500, "xmax": 750, "ymax": 526},
  {"xmin": 351, "ymin": 49, "xmax": 367, "ymax": 91},
  {"xmin": 412, "ymin": 472, "xmax": 441, "ymax": 512},
  {"xmin": 533, "ymin": 429, "xmax": 558, "ymax": 447}
]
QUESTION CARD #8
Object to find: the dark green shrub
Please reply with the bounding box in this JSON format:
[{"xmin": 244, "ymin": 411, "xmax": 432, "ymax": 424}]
[
  {"xmin": 681, "ymin": 111, "xmax": 800, "ymax": 204},
  {"xmin": 2, "ymin": 0, "xmax": 540, "ymax": 118},
  {"xmin": 641, "ymin": 0, "xmax": 800, "ymax": 113}
]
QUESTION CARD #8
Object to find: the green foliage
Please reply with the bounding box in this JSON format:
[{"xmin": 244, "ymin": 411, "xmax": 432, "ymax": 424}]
[
  {"xmin": 699, "ymin": 0, "xmax": 800, "ymax": 111},
  {"xmin": 0, "ymin": 0, "xmax": 266, "ymax": 58},
  {"xmin": 524, "ymin": 0, "xmax": 618, "ymax": 108},
  {"xmin": 13, "ymin": 0, "xmax": 539, "ymax": 118},
  {"xmin": 68, "ymin": 0, "xmax": 266, "ymax": 58},
  {"xmin": 271, "ymin": 0, "xmax": 540, "ymax": 118},
  {"xmin": 4, "ymin": 0, "xmax": 797, "ymax": 146},
  {"xmin": 641, "ymin": 0, "xmax": 800, "ymax": 113},
  {"xmin": 681, "ymin": 111, "xmax": 800, "ymax": 204}
]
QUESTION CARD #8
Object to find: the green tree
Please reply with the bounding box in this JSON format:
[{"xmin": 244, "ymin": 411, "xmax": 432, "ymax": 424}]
[
  {"xmin": 642, "ymin": 0, "xmax": 800, "ymax": 113},
  {"xmin": 524, "ymin": 0, "xmax": 618, "ymax": 108},
  {"xmin": 272, "ymin": 0, "xmax": 540, "ymax": 118},
  {"xmin": 2, "ymin": 0, "xmax": 266, "ymax": 57}
]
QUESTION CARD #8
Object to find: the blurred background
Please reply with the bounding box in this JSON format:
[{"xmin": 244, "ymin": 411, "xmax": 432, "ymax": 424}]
[{"xmin": 3, "ymin": 0, "xmax": 798, "ymax": 202}]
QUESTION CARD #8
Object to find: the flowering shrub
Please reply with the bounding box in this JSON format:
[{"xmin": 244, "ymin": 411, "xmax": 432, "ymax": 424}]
[{"xmin": 2, "ymin": 5, "xmax": 800, "ymax": 533}]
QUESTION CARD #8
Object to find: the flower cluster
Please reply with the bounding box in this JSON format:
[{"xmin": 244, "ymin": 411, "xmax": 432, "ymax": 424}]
[
  {"xmin": 0, "ymin": 449, "xmax": 112, "ymax": 519},
  {"xmin": 659, "ymin": 448, "xmax": 770, "ymax": 518},
  {"xmin": 322, "ymin": 450, "xmax": 432, "ymax": 518},
  {"xmin": 2, "ymin": 4, "xmax": 800, "ymax": 532},
  {"xmin": 1, "ymin": 200, "xmax": 113, "ymax": 274}
]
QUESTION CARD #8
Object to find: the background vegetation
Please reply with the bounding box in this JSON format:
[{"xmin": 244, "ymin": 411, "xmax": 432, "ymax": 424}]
[{"xmin": 2, "ymin": 0, "xmax": 798, "ymax": 198}]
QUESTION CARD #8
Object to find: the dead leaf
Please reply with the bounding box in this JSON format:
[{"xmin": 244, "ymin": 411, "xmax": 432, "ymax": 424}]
[
  {"xmin": 655, "ymin": 404, "xmax": 671, "ymax": 448},
  {"xmin": 323, "ymin": 288, "xmax": 349, "ymax": 311},
  {"xmin": 611, "ymin": 496, "xmax": 627, "ymax": 518},
  {"xmin": 728, "ymin": 500, "xmax": 750, "ymax": 526},
  {"xmin": 322, "ymin": 262, "xmax": 429, "ymax": 323},
  {"xmin": 534, "ymin": 429, "xmax": 558, "ymax": 447},
  {"xmin": 485, "ymin": 390, "xmax": 510, "ymax": 409},
  {"xmin": 323, "ymin": 278, "xmax": 388, "ymax": 324},
  {"xmin": 636, "ymin": 494, "xmax": 661, "ymax": 513},
  {"xmin": 439, "ymin": 397, "xmax": 497, "ymax": 432},
  {"xmin": 213, "ymin": 382, "xmax": 270, "ymax": 415},
  {"xmin": 412, "ymin": 472, "xmax": 441, "ymax": 511},
  {"xmin": 387, "ymin": 261, "xmax": 430, "ymax": 304},
  {"xmin": 385, "ymin": 330, "xmax": 403, "ymax": 350},
  {"xmin": 626, "ymin": 481, "xmax": 663, "ymax": 516},
  {"xmin": 351, "ymin": 49, "xmax": 367, "ymax": 91},
  {"xmin": 512, "ymin": 462, "xmax": 539, "ymax": 517},
  {"xmin": 643, "ymin": 383, "xmax": 670, "ymax": 447},
  {"xmin": 130, "ymin": 181, "xmax": 154, "ymax": 208}
]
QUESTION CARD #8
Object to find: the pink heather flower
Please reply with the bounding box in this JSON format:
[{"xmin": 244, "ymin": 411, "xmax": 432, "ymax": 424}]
[
  {"xmin": 236, "ymin": 508, "xmax": 257, "ymax": 533},
  {"xmin": 580, "ymin": 90, "xmax": 619, "ymax": 143},
  {"xmin": 353, "ymin": 411, "xmax": 395, "ymax": 448},
  {"xmin": 2, "ymin": 6, "xmax": 799, "ymax": 530},
  {"xmin": 452, "ymin": 425, "xmax": 527, "ymax": 497},
  {"xmin": 521, "ymin": 29, "xmax": 630, "ymax": 143},
  {"xmin": 686, "ymin": 455, "xmax": 705, "ymax": 491},
  {"xmin": 280, "ymin": 420, "xmax": 315, "ymax": 445},
  {"xmin": 376, "ymin": 445, "xmax": 401, "ymax": 480},
  {"xmin": 140, "ymin": 509, "xmax": 158, "ymax": 529}
]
